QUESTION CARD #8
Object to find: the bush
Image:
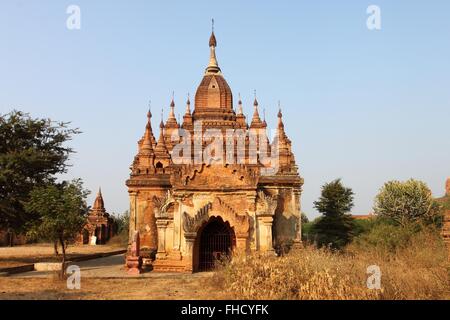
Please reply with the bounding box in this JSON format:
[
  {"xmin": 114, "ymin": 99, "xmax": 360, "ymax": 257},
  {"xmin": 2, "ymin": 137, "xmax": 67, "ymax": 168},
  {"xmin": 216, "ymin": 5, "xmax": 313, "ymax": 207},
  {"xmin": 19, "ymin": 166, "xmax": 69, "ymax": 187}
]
[
  {"xmin": 350, "ymin": 216, "xmax": 442, "ymax": 254},
  {"xmin": 351, "ymin": 220, "xmax": 416, "ymax": 253},
  {"xmin": 374, "ymin": 179, "xmax": 442, "ymax": 227},
  {"xmin": 108, "ymin": 211, "xmax": 129, "ymax": 247}
]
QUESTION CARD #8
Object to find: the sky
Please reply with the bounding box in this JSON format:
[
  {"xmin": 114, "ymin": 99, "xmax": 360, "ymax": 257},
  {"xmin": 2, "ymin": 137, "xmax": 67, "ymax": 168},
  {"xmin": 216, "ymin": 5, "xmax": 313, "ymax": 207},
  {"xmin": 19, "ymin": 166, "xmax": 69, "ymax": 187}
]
[{"xmin": 1, "ymin": 1, "xmax": 449, "ymax": 219}]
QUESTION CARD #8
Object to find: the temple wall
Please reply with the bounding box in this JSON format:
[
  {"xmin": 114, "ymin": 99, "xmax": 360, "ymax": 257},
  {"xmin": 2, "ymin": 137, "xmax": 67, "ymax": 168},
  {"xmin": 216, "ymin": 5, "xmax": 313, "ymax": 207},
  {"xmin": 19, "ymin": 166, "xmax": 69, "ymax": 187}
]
[
  {"xmin": 272, "ymin": 187, "xmax": 301, "ymax": 249},
  {"xmin": 128, "ymin": 188, "xmax": 168, "ymax": 251}
]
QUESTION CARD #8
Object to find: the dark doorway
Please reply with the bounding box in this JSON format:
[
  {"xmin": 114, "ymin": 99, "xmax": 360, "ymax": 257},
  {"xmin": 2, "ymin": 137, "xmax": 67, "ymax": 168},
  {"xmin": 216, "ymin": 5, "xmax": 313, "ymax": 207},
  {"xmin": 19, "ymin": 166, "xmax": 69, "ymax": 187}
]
[{"xmin": 197, "ymin": 217, "xmax": 235, "ymax": 271}]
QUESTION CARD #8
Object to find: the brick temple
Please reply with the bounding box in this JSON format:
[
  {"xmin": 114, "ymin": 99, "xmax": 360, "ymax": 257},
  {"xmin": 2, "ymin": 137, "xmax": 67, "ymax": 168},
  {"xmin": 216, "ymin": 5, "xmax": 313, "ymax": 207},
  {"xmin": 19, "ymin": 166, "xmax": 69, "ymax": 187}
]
[
  {"xmin": 125, "ymin": 28, "xmax": 303, "ymax": 272},
  {"xmin": 79, "ymin": 188, "xmax": 115, "ymax": 245}
]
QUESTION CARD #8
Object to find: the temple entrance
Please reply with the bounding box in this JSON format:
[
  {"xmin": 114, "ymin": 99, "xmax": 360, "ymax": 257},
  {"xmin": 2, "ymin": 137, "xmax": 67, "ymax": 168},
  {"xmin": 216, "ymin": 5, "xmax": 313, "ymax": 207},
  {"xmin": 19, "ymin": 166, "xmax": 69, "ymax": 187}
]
[{"xmin": 197, "ymin": 216, "xmax": 236, "ymax": 271}]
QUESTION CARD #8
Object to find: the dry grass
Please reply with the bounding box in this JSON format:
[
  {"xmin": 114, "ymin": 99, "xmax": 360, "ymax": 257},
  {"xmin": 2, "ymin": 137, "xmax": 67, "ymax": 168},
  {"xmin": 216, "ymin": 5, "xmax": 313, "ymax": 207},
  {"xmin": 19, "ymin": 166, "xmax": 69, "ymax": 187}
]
[
  {"xmin": 212, "ymin": 229, "xmax": 449, "ymax": 300},
  {"xmin": 1, "ymin": 230, "xmax": 448, "ymax": 300}
]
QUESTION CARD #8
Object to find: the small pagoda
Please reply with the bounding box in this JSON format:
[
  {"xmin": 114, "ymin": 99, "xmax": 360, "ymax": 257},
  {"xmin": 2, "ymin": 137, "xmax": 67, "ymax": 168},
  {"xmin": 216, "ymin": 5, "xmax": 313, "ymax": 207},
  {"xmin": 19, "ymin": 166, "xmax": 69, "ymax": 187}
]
[{"xmin": 79, "ymin": 188, "xmax": 116, "ymax": 245}]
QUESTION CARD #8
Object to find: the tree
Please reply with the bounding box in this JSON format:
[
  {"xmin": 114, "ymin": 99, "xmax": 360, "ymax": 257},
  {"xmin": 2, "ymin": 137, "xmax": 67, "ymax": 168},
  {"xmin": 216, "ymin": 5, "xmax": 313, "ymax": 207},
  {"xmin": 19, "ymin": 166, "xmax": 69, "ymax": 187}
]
[
  {"xmin": 24, "ymin": 179, "xmax": 89, "ymax": 276},
  {"xmin": 374, "ymin": 179, "xmax": 441, "ymax": 227},
  {"xmin": 114, "ymin": 210, "xmax": 130, "ymax": 235},
  {"xmin": 312, "ymin": 179, "xmax": 355, "ymax": 249},
  {"xmin": 0, "ymin": 110, "xmax": 80, "ymax": 243},
  {"xmin": 301, "ymin": 212, "xmax": 309, "ymax": 224}
]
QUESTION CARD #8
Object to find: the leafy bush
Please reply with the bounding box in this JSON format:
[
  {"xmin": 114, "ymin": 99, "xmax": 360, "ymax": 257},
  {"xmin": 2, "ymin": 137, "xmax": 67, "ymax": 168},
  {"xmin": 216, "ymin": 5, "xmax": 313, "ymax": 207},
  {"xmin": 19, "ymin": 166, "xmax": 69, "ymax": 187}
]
[
  {"xmin": 374, "ymin": 179, "xmax": 442, "ymax": 227},
  {"xmin": 352, "ymin": 218, "xmax": 376, "ymax": 237},
  {"xmin": 108, "ymin": 211, "xmax": 129, "ymax": 246}
]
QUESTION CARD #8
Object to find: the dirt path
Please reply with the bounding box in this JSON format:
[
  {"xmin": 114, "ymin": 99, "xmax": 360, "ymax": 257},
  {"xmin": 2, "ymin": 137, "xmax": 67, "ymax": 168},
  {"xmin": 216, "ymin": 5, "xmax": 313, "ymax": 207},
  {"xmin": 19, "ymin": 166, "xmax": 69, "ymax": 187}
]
[{"xmin": 0, "ymin": 243, "xmax": 126, "ymax": 269}]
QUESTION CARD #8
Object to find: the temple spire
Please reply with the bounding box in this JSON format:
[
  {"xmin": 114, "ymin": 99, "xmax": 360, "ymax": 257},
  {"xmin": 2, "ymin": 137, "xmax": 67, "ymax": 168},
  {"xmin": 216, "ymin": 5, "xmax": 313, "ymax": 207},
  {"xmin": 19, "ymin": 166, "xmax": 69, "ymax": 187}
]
[
  {"xmin": 277, "ymin": 101, "xmax": 284, "ymax": 129},
  {"xmin": 205, "ymin": 19, "xmax": 220, "ymax": 74},
  {"xmin": 185, "ymin": 93, "xmax": 191, "ymax": 115},
  {"xmin": 250, "ymin": 91, "xmax": 263, "ymax": 128},
  {"xmin": 140, "ymin": 108, "xmax": 155, "ymax": 154},
  {"xmin": 155, "ymin": 120, "xmax": 168, "ymax": 155},
  {"xmin": 169, "ymin": 92, "xmax": 176, "ymax": 118},
  {"xmin": 263, "ymin": 108, "xmax": 267, "ymax": 127},
  {"xmin": 236, "ymin": 93, "xmax": 246, "ymax": 128},
  {"xmin": 166, "ymin": 93, "xmax": 179, "ymax": 128},
  {"xmin": 92, "ymin": 187, "xmax": 105, "ymax": 212},
  {"xmin": 237, "ymin": 93, "xmax": 243, "ymax": 115}
]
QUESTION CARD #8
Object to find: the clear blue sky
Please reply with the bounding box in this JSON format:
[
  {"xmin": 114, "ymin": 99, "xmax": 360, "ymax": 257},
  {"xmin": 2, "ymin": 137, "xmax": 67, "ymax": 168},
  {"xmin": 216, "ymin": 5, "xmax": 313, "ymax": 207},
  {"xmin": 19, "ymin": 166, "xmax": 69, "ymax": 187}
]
[{"xmin": 1, "ymin": 1, "xmax": 449, "ymax": 219}]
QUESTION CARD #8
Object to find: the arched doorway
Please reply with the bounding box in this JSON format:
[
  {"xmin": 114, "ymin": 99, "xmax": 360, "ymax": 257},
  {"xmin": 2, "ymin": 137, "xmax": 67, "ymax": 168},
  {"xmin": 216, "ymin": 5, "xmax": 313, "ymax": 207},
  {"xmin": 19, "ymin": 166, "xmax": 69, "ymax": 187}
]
[{"xmin": 196, "ymin": 216, "xmax": 236, "ymax": 271}]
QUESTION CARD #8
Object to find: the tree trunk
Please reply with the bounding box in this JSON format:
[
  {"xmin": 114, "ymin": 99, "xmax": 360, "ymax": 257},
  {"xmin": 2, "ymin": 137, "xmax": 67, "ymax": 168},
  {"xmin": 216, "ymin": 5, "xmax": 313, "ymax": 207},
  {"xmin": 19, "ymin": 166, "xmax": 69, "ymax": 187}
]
[
  {"xmin": 8, "ymin": 229, "xmax": 13, "ymax": 247},
  {"xmin": 60, "ymin": 236, "xmax": 66, "ymax": 278},
  {"xmin": 8, "ymin": 233, "xmax": 13, "ymax": 247},
  {"xmin": 54, "ymin": 241, "xmax": 59, "ymax": 256}
]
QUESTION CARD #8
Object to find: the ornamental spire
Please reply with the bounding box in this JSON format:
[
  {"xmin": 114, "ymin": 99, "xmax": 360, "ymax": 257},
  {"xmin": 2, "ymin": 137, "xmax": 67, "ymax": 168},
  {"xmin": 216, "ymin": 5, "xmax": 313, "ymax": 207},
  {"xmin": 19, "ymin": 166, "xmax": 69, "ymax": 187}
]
[
  {"xmin": 250, "ymin": 90, "xmax": 263, "ymax": 128},
  {"xmin": 277, "ymin": 100, "xmax": 284, "ymax": 129},
  {"xmin": 92, "ymin": 187, "xmax": 105, "ymax": 212},
  {"xmin": 140, "ymin": 109, "xmax": 154, "ymax": 153},
  {"xmin": 155, "ymin": 119, "xmax": 169, "ymax": 156},
  {"xmin": 185, "ymin": 93, "xmax": 191, "ymax": 115},
  {"xmin": 182, "ymin": 93, "xmax": 194, "ymax": 130},
  {"xmin": 166, "ymin": 92, "xmax": 179, "ymax": 128},
  {"xmin": 169, "ymin": 92, "xmax": 176, "ymax": 117},
  {"xmin": 237, "ymin": 93, "xmax": 243, "ymax": 115},
  {"xmin": 206, "ymin": 19, "xmax": 220, "ymax": 74}
]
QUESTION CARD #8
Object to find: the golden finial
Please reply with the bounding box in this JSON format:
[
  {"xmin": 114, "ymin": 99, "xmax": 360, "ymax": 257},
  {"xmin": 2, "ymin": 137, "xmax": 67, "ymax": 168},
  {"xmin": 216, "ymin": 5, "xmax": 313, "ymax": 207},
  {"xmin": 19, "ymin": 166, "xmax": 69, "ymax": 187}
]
[
  {"xmin": 209, "ymin": 19, "xmax": 217, "ymax": 47},
  {"xmin": 170, "ymin": 91, "xmax": 175, "ymax": 107},
  {"xmin": 206, "ymin": 19, "xmax": 219, "ymax": 73}
]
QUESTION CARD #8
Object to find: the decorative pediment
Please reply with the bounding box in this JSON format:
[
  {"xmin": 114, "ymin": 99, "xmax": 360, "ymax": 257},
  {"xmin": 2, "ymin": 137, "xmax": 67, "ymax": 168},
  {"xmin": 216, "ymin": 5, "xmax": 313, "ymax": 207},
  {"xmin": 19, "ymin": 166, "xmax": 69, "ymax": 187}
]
[
  {"xmin": 183, "ymin": 202, "xmax": 211, "ymax": 233},
  {"xmin": 256, "ymin": 190, "xmax": 278, "ymax": 217},
  {"xmin": 171, "ymin": 163, "xmax": 258, "ymax": 190},
  {"xmin": 152, "ymin": 190, "xmax": 175, "ymax": 219},
  {"xmin": 182, "ymin": 197, "xmax": 250, "ymax": 237}
]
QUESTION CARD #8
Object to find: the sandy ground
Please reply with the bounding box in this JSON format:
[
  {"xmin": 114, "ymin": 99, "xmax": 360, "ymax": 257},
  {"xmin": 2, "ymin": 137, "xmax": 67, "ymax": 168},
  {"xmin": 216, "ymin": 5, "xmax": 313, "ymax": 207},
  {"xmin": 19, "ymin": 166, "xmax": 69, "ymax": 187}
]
[
  {"xmin": 0, "ymin": 275, "xmax": 228, "ymax": 300},
  {"xmin": 0, "ymin": 253, "xmax": 229, "ymax": 300},
  {"xmin": 0, "ymin": 243, "xmax": 126, "ymax": 268}
]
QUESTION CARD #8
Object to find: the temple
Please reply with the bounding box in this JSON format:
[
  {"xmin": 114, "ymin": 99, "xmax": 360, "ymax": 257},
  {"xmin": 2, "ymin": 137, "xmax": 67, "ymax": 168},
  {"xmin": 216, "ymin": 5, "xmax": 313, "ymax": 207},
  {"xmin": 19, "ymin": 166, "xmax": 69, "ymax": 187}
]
[
  {"xmin": 125, "ymin": 27, "xmax": 303, "ymax": 272},
  {"xmin": 79, "ymin": 188, "xmax": 115, "ymax": 245}
]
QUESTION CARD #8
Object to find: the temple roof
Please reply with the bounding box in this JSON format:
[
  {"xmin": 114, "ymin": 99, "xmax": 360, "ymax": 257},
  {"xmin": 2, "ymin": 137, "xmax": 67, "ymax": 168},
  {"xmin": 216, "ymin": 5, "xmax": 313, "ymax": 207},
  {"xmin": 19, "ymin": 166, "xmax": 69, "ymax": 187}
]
[
  {"xmin": 90, "ymin": 188, "xmax": 109, "ymax": 218},
  {"xmin": 128, "ymin": 24, "xmax": 298, "ymax": 180},
  {"xmin": 193, "ymin": 30, "xmax": 234, "ymax": 124},
  {"xmin": 92, "ymin": 188, "xmax": 105, "ymax": 211}
]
